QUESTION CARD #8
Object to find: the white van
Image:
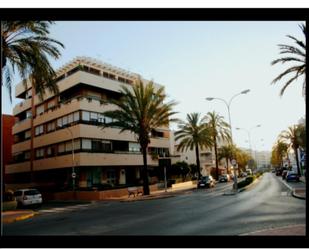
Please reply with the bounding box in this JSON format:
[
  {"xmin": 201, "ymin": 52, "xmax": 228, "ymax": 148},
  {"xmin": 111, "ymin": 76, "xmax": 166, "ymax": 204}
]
[{"xmin": 246, "ymin": 169, "xmax": 253, "ymax": 175}]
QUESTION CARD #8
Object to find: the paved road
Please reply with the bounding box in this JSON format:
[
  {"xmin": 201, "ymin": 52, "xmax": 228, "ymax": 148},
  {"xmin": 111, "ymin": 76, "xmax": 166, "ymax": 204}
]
[{"xmin": 3, "ymin": 173, "xmax": 305, "ymax": 235}]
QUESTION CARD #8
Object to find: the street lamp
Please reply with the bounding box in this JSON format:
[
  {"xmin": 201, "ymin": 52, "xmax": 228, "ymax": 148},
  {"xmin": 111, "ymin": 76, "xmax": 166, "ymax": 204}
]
[
  {"xmin": 206, "ymin": 89, "xmax": 250, "ymax": 192},
  {"xmin": 236, "ymin": 125, "xmax": 261, "ymax": 170},
  {"xmin": 66, "ymin": 126, "xmax": 76, "ymax": 193}
]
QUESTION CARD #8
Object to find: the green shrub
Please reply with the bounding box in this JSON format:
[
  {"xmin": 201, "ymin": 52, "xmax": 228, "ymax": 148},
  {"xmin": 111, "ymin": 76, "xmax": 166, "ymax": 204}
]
[
  {"xmin": 3, "ymin": 201, "xmax": 17, "ymax": 211},
  {"xmin": 237, "ymin": 175, "xmax": 255, "ymax": 189}
]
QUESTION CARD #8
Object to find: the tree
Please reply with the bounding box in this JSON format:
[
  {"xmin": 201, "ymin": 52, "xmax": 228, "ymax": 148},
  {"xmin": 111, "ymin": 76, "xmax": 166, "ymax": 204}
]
[
  {"xmin": 171, "ymin": 161, "xmax": 190, "ymax": 181},
  {"xmin": 271, "ymin": 23, "xmax": 306, "ymax": 97},
  {"xmin": 1, "ymin": 21, "xmax": 64, "ymax": 101},
  {"xmin": 279, "ymin": 125, "xmax": 304, "ymax": 175},
  {"xmin": 205, "ymin": 111, "xmax": 231, "ymax": 180},
  {"xmin": 174, "ymin": 113, "xmax": 213, "ymax": 180},
  {"xmin": 234, "ymin": 147, "xmax": 251, "ymax": 174},
  {"xmin": 273, "ymin": 139, "xmax": 289, "ymax": 168},
  {"xmin": 218, "ymin": 144, "xmax": 235, "ymax": 174},
  {"xmin": 101, "ymin": 79, "xmax": 177, "ymax": 195}
]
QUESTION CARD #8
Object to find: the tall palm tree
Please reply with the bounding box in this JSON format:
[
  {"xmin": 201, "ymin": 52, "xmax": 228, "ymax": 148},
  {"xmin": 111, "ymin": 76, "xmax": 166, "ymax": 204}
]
[
  {"xmin": 101, "ymin": 79, "xmax": 177, "ymax": 195},
  {"xmin": 271, "ymin": 23, "xmax": 306, "ymax": 97},
  {"xmin": 218, "ymin": 144, "xmax": 235, "ymax": 174},
  {"xmin": 174, "ymin": 113, "xmax": 213, "ymax": 180},
  {"xmin": 279, "ymin": 125, "xmax": 303, "ymax": 175},
  {"xmin": 1, "ymin": 21, "xmax": 64, "ymax": 101},
  {"xmin": 205, "ymin": 111, "xmax": 231, "ymax": 180}
]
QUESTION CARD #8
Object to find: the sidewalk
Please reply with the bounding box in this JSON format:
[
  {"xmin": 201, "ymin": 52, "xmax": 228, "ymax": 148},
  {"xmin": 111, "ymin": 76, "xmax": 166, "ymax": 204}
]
[
  {"xmin": 241, "ymin": 224, "xmax": 306, "ymax": 236},
  {"xmin": 279, "ymin": 178, "xmax": 306, "ymax": 200},
  {"xmin": 120, "ymin": 185, "xmax": 196, "ymax": 202},
  {"xmin": 2, "ymin": 210, "xmax": 37, "ymax": 224}
]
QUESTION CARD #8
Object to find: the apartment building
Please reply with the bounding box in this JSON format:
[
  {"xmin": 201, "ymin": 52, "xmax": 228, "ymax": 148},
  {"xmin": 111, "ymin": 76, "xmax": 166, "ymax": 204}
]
[{"xmin": 6, "ymin": 56, "xmax": 171, "ymax": 190}]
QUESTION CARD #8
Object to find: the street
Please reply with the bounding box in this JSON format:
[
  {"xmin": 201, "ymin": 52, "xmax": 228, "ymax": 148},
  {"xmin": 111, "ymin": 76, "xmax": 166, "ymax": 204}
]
[{"xmin": 3, "ymin": 172, "xmax": 305, "ymax": 235}]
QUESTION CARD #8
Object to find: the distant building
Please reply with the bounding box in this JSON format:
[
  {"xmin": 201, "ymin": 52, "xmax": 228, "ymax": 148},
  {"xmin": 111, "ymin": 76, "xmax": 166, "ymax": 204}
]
[
  {"xmin": 5, "ymin": 57, "xmax": 171, "ymax": 189},
  {"xmin": 170, "ymin": 131, "xmax": 228, "ymax": 176}
]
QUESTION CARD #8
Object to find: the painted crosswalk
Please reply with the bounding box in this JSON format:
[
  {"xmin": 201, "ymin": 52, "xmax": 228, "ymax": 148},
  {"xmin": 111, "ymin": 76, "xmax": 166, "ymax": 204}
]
[{"xmin": 37, "ymin": 203, "xmax": 94, "ymax": 215}]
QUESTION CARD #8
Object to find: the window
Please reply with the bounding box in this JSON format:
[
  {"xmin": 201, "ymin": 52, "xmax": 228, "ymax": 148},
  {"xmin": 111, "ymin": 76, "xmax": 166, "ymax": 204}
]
[
  {"xmin": 129, "ymin": 142, "xmax": 141, "ymax": 153},
  {"xmin": 35, "ymin": 125, "xmax": 44, "ymax": 136},
  {"xmin": 35, "ymin": 148, "xmax": 44, "ymax": 158},
  {"xmin": 47, "ymin": 121, "xmax": 56, "ymax": 132},
  {"xmin": 105, "ymin": 116, "xmax": 112, "ymax": 124},
  {"xmin": 36, "ymin": 104, "xmax": 44, "ymax": 116},
  {"xmin": 46, "ymin": 146, "xmax": 55, "ymax": 157},
  {"xmin": 65, "ymin": 141, "xmax": 72, "ymax": 152},
  {"xmin": 98, "ymin": 114, "xmax": 105, "ymax": 123},
  {"xmin": 57, "ymin": 118, "xmax": 63, "ymax": 128},
  {"xmin": 58, "ymin": 143, "xmax": 65, "ymax": 153},
  {"xmin": 73, "ymin": 112, "xmax": 80, "ymax": 122},
  {"xmin": 25, "ymin": 130, "xmax": 31, "ymax": 139},
  {"xmin": 82, "ymin": 139, "xmax": 92, "ymax": 150},
  {"xmin": 82, "ymin": 111, "xmax": 90, "ymax": 121},
  {"xmin": 103, "ymin": 72, "xmax": 109, "ymax": 78},
  {"xmin": 107, "ymin": 169, "xmax": 116, "ymax": 185},
  {"xmin": 68, "ymin": 113, "xmax": 74, "ymax": 124},
  {"xmin": 24, "ymin": 151, "xmax": 30, "ymax": 160},
  {"xmin": 74, "ymin": 139, "xmax": 81, "ymax": 150},
  {"xmin": 26, "ymin": 110, "xmax": 32, "ymax": 119},
  {"xmin": 47, "ymin": 99, "xmax": 56, "ymax": 109},
  {"xmin": 90, "ymin": 112, "xmax": 98, "ymax": 122},
  {"xmin": 62, "ymin": 116, "xmax": 68, "ymax": 126}
]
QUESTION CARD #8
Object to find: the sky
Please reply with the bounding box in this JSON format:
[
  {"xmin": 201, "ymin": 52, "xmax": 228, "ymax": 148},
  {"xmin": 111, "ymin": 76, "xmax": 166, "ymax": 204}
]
[{"xmin": 1, "ymin": 21, "xmax": 306, "ymax": 152}]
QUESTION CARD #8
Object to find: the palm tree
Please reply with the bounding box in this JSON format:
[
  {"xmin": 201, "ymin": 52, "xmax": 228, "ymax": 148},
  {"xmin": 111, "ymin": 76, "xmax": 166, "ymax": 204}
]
[
  {"xmin": 101, "ymin": 79, "xmax": 177, "ymax": 195},
  {"xmin": 279, "ymin": 125, "xmax": 304, "ymax": 175},
  {"xmin": 205, "ymin": 111, "xmax": 231, "ymax": 180},
  {"xmin": 174, "ymin": 113, "xmax": 213, "ymax": 180},
  {"xmin": 1, "ymin": 21, "xmax": 64, "ymax": 101},
  {"xmin": 273, "ymin": 140, "xmax": 289, "ymax": 168},
  {"xmin": 218, "ymin": 144, "xmax": 235, "ymax": 174},
  {"xmin": 271, "ymin": 23, "xmax": 306, "ymax": 97}
]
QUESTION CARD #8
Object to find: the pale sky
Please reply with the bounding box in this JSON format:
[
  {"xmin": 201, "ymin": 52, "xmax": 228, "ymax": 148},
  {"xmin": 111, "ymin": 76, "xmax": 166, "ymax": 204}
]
[{"xmin": 1, "ymin": 21, "xmax": 306, "ymax": 152}]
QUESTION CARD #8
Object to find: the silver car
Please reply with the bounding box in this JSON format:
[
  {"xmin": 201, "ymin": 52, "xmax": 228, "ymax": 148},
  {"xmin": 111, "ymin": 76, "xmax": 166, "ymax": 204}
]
[{"xmin": 14, "ymin": 189, "xmax": 42, "ymax": 207}]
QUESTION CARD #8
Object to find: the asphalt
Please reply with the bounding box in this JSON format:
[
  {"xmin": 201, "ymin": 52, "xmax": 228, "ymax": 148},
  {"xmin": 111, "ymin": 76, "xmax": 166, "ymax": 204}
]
[{"xmin": 2, "ymin": 172, "xmax": 306, "ymax": 236}]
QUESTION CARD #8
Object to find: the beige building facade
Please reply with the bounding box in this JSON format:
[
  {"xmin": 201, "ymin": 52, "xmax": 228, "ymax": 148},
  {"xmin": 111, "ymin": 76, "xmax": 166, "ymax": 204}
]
[{"xmin": 6, "ymin": 57, "xmax": 171, "ymax": 189}]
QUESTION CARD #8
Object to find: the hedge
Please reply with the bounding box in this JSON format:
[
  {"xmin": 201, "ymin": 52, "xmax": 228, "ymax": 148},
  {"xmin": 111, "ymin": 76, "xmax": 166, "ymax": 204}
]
[{"xmin": 237, "ymin": 175, "xmax": 256, "ymax": 189}]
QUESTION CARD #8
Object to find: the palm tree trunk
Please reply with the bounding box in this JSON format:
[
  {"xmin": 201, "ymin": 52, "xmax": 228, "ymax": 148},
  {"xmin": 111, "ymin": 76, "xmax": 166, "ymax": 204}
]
[
  {"xmin": 294, "ymin": 146, "xmax": 301, "ymax": 176},
  {"xmin": 195, "ymin": 145, "xmax": 201, "ymax": 179},
  {"xmin": 214, "ymin": 136, "xmax": 219, "ymax": 180},
  {"xmin": 226, "ymin": 158, "xmax": 229, "ymax": 174},
  {"xmin": 142, "ymin": 146, "xmax": 150, "ymax": 195}
]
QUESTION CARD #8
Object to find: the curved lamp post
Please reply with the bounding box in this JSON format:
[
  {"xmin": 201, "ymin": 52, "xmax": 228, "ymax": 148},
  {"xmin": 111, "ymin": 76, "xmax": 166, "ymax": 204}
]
[
  {"xmin": 206, "ymin": 89, "xmax": 250, "ymax": 192},
  {"xmin": 66, "ymin": 126, "xmax": 76, "ymax": 193}
]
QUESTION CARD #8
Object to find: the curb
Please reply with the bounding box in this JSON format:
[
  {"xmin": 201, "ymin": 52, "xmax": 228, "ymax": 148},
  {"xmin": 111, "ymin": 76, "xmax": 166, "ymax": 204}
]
[
  {"xmin": 3, "ymin": 212, "xmax": 36, "ymax": 224},
  {"xmin": 292, "ymin": 190, "xmax": 306, "ymax": 200},
  {"xmin": 279, "ymin": 178, "xmax": 306, "ymax": 200}
]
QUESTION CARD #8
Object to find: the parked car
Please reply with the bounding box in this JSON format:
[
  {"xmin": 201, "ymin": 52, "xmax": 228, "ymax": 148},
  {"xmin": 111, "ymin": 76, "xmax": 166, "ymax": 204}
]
[
  {"xmin": 282, "ymin": 170, "xmax": 288, "ymax": 180},
  {"xmin": 286, "ymin": 172, "xmax": 300, "ymax": 182},
  {"xmin": 219, "ymin": 174, "xmax": 230, "ymax": 182},
  {"xmin": 197, "ymin": 176, "xmax": 215, "ymax": 188},
  {"xmin": 14, "ymin": 189, "xmax": 43, "ymax": 208}
]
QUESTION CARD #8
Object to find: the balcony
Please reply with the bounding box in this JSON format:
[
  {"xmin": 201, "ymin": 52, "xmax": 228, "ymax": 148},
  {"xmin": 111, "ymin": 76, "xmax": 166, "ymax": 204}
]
[
  {"xmin": 13, "ymin": 98, "xmax": 31, "ymax": 116},
  {"xmin": 32, "ymin": 152, "xmax": 158, "ymax": 171},
  {"xmin": 12, "ymin": 118, "xmax": 31, "ymax": 135}
]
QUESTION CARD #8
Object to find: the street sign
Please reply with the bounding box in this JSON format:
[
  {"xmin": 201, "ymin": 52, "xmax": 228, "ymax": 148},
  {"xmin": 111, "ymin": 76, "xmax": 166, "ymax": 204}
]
[
  {"xmin": 72, "ymin": 172, "xmax": 76, "ymax": 178},
  {"xmin": 231, "ymin": 159, "xmax": 237, "ymax": 166}
]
